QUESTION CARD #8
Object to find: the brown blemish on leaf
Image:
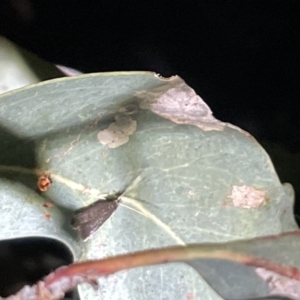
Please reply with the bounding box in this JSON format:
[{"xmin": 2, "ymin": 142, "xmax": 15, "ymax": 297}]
[
  {"xmin": 43, "ymin": 202, "xmax": 54, "ymax": 208},
  {"xmin": 228, "ymin": 185, "xmax": 267, "ymax": 209},
  {"xmin": 97, "ymin": 113, "xmax": 137, "ymax": 148},
  {"xmin": 37, "ymin": 173, "xmax": 52, "ymax": 192},
  {"xmin": 44, "ymin": 212, "xmax": 51, "ymax": 220},
  {"xmin": 136, "ymin": 77, "xmax": 225, "ymax": 131},
  {"xmin": 117, "ymin": 103, "xmax": 139, "ymax": 115}
]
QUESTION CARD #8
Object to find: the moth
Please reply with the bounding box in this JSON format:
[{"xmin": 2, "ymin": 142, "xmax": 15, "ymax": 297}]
[
  {"xmin": 72, "ymin": 175, "xmax": 143, "ymax": 241},
  {"xmin": 71, "ymin": 192, "xmax": 122, "ymax": 241}
]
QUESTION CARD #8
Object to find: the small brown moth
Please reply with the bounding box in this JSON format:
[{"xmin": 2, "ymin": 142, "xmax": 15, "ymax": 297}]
[
  {"xmin": 71, "ymin": 192, "xmax": 122, "ymax": 241},
  {"xmin": 71, "ymin": 175, "xmax": 143, "ymax": 241}
]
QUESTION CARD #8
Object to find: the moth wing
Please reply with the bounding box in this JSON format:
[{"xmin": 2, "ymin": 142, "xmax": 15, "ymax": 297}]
[{"xmin": 71, "ymin": 200, "xmax": 118, "ymax": 241}]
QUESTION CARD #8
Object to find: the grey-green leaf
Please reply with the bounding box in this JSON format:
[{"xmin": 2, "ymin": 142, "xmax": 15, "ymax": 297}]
[
  {"xmin": 0, "ymin": 36, "xmax": 65, "ymax": 94},
  {"xmin": 0, "ymin": 72, "xmax": 297, "ymax": 300}
]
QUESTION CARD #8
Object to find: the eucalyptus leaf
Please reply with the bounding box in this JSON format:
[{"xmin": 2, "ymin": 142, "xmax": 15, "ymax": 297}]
[
  {"xmin": 185, "ymin": 231, "xmax": 300, "ymax": 299},
  {"xmin": 0, "ymin": 36, "xmax": 65, "ymax": 94},
  {"xmin": 0, "ymin": 72, "xmax": 297, "ymax": 300},
  {"xmin": 8, "ymin": 232, "xmax": 300, "ymax": 300}
]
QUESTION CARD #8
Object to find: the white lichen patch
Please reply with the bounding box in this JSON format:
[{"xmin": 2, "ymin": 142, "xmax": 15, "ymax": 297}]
[
  {"xmin": 228, "ymin": 185, "xmax": 267, "ymax": 209},
  {"xmin": 97, "ymin": 113, "xmax": 137, "ymax": 148},
  {"xmin": 136, "ymin": 76, "xmax": 225, "ymax": 131},
  {"xmin": 255, "ymin": 268, "xmax": 300, "ymax": 298}
]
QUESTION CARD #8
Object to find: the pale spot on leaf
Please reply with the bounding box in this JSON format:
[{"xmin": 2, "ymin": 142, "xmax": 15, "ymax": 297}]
[
  {"xmin": 136, "ymin": 77, "xmax": 225, "ymax": 131},
  {"xmin": 97, "ymin": 113, "xmax": 137, "ymax": 148},
  {"xmin": 255, "ymin": 268, "xmax": 300, "ymax": 299},
  {"xmin": 228, "ymin": 185, "xmax": 267, "ymax": 209}
]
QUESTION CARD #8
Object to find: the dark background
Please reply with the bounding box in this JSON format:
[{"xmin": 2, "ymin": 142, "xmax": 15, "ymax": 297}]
[
  {"xmin": 0, "ymin": 0, "xmax": 300, "ymax": 296},
  {"xmin": 0, "ymin": 0, "xmax": 300, "ymax": 143},
  {"xmin": 0, "ymin": 1, "xmax": 299, "ymax": 211},
  {"xmin": 0, "ymin": 0, "xmax": 300, "ymax": 211}
]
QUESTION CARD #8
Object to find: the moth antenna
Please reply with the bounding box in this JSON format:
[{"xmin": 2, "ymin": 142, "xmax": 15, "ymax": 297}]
[
  {"xmin": 115, "ymin": 174, "xmax": 143, "ymax": 202},
  {"xmin": 119, "ymin": 203, "xmax": 150, "ymax": 219},
  {"xmin": 120, "ymin": 174, "xmax": 143, "ymax": 196}
]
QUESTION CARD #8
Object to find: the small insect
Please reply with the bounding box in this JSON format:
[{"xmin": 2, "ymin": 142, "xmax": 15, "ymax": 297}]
[
  {"xmin": 71, "ymin": 192, "xmax": 121, "ymax": 241},
  {"xmin": 71, "ymin": 175, "xmax": 143, "ymax": 241},
  {"xmin": 37, "ymin": 173, "xmax": 52, "ymax": 192}
]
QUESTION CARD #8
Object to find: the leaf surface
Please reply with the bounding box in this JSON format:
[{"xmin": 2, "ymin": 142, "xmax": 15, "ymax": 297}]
[{"xmin": 0, "ymin": 72, "xmax": 297, "ymax": 300}]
